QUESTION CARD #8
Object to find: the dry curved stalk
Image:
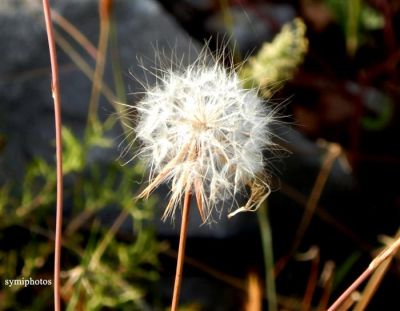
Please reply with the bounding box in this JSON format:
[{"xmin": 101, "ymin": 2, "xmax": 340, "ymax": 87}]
[
  {"xmin": 353, "ymin": 230, "xmax": 400, "ymax": 311},
  {"xmin": 51, "ymin": 9, "xmax": 98, "ymax": 59},
  {"xmin": 276, "ymin": 142, "xmax": 344, "ymax": 277},
  {"xmin": 291, "ymin": 142, "xmax": 342, "ymax": 252}
]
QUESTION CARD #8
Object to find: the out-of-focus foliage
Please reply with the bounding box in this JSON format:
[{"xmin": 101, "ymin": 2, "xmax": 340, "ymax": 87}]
[
  {"xmin": 239, "ymin": 18, "xmax": 308, "ymax": 98},
  {"xmin": 325, "ymin": 0, "xmax": 384, "ymax": 55},
  {"xmin": 0, "ymin": 124, "xmax": 164, "ymax": 310}
]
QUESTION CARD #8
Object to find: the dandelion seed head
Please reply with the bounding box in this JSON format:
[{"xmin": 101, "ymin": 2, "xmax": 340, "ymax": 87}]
[{"xmin": 130, "ymin": 48, "xmax": 277, "ymax": 222}]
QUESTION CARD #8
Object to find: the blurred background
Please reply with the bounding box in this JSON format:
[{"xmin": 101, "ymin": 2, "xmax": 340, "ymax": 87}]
[{"xmin": 0, "ymin": 0, "xmax": 399, "ymax": 310}]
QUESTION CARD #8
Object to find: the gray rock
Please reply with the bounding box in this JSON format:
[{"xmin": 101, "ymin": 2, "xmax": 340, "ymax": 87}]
[{"xmin": 0, "ymin": 0, "xmax": 197, "ymax": 177}]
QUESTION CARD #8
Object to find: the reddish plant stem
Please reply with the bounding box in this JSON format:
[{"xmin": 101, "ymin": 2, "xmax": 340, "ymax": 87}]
[
  {"xmin": 171, "ymin": 191, "xmax": 191, "ymax": 311},
  {"xmin": 328, "ymin": 236, "xmax": 400, "ymax": 311},
  {"xmin": 42, "ymin": 1, "xmax": 64, "ymax": 310},
  {"xmin": 327, "ymin": 269, "xmax": 370, "ymax": 311}
]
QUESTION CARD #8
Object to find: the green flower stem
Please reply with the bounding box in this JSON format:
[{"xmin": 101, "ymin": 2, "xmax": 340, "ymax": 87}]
[{"xmin": 257, "ymin": 201, "xmax": 277, "ymax": 311}]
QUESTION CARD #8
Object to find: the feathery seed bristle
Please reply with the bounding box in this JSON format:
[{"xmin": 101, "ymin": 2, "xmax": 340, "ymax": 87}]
[{"xmin": 127, "ymin": 48, "xmax": 278, "ymax": 223}]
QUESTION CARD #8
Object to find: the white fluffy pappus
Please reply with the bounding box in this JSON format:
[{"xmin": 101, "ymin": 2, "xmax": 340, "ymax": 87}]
[{"xmin": 126, "ymin": 49, "xmax": 278, "ymax": 223}]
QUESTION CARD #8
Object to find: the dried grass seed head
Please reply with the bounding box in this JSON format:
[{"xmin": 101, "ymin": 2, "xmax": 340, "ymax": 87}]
[{"xmin": 131, "ymin": 48, "xmax": 277, "ymax": 223}]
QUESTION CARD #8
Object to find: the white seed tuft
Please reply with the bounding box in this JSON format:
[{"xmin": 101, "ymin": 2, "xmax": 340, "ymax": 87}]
[{"xmin": 126, "ymin": 48, "xmax": 278, "ymax": 223}]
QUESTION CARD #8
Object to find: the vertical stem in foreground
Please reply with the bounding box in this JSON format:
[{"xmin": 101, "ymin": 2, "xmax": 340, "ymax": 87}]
[
  {"xmin": 171, "ymin": 191, "xmax": 191, "ymax": 311},
  {"xmin": 42, "ymin": 1, "xmax": 63, "ymax": 310},
  {"xmin": 257, "ymin": 201, "xmax": 277, "ymax": 311}
]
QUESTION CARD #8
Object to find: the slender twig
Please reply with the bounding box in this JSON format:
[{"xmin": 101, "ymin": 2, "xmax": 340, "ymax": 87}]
[
  {"xmin": 278, "ymin": 182, "xmax": 372, "ymax": 252},
  {"xmin": 51, "ymin": 9, "xmax": 98, "ymax": 59},
  {"xmin": 353, "ymin": 256, "xmax": 392, "ymax": 311},
  {"xmin": 291, "ymin": 143, "xmax": 342, "ymax": 253},
  {"xmin": 42, "ymin": 1, "xmax": 64, "ymax": 310},
  {"xmin": 275, "ymin": 143, "xmax": 342, "ymax": 277},
  {"xmin": 87, "ymin": 0, "xmax": 112, "ymax": 126},
  {"xmin": 299, "ymin": 246, "xmax": 320, "ymax": 311},
  {"xmin": 317, "ymin": 261, "xmax": 335, "ymax": 311},
  {"xmin": 51, "ymin": 7, "xmax": 129, "ymax": 134},
  {"xmin": 171, "ymin": 190, "xmax": 191, "ymax": 311},
  {"xmin": 52, "ymin": 28, "xmax": 116, "ymax": 104},
  {"xmin": 327, "ymin": 235, "xmax": 400, "ymax": 311}
]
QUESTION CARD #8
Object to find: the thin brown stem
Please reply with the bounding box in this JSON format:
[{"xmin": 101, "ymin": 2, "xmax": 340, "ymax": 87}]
[
  {"xmin": 275, "ymin": 143, "xmax": 342, "ymax": 277},
  {"xmin": 87, "ymin": 0, "xmax": 112, "ymax": 126},
  {"xmin": 42, "ymin": 1, "xmax": 64, "ymax": 310},
  {"xmin": 328, "ymin": 235, "xmax": 400, "ymax": 311},
  {"xmin": 353, "ymin": 256, "xmax": 392, "ymax": 311},
  {"xmin": 51, "ymin": 9, "xmax": 98, "ymax": 59},
  {"xmin": 52, "ymin": 28, "xmax": 116, "ymax": 104},
  {"xmin": 291, "ymin": 143, "xmax": 342, "ymax": 253},
  {"xmin": 163, "ymin": 249, "xmax": 246, "ymax": 291},
  {"xmin": 171, "ymin": 190, "xmax": 191, "ymax": 311},
  {"xmin": 301, "ymin": 247, "xmax": 320, "ymax": 311}
]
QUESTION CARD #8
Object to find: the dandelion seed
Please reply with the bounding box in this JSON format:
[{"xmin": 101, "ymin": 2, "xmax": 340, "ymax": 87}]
[{"xmin": 128, "ymin": 47, "xmax": 278, "ymax": 223}]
